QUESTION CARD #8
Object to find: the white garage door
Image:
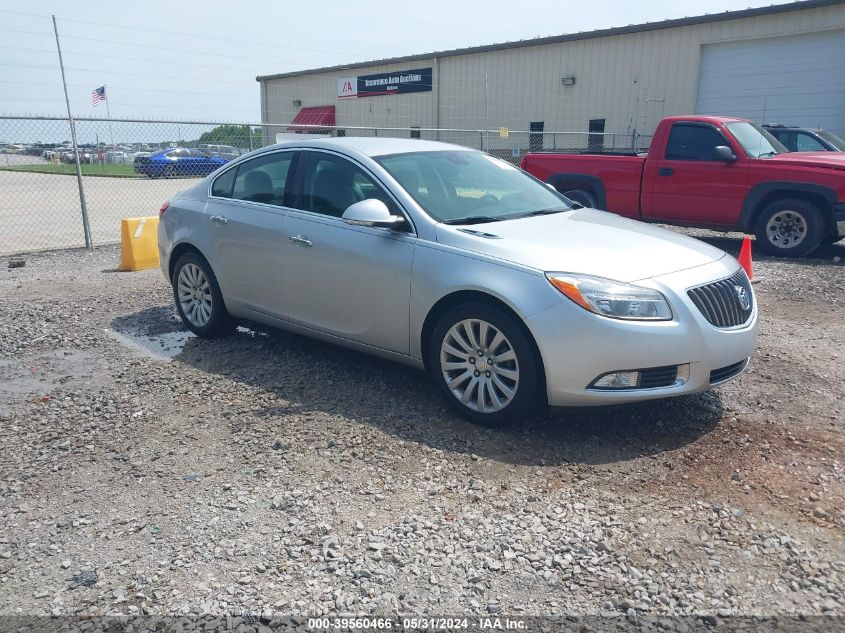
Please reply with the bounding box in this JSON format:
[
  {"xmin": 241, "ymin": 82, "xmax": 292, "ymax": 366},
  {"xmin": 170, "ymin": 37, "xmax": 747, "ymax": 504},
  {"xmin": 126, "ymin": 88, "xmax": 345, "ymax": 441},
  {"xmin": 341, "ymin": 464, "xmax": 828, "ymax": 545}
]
[{"xmin": 695, "ymin": 30, "xmax": 845, "ymax": 138}]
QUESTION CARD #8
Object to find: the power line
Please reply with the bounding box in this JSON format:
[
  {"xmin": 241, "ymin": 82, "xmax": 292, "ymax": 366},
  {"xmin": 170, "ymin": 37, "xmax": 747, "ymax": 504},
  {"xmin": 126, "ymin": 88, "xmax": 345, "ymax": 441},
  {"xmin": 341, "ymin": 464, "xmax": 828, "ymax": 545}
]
[
  {"xmin": 0, "ymin": 44, "xmax": 267, "ymax": 74},
  {"xmin": 0, "ymin": 60, "xmax": 256, "ymax": 85},
  {"xmin": 0, "ymin": 97, "xmax": 259, "ymax": 113},
  {"xmin": 0, "ymin": 79, "xmax": 252, "ymax": 98},
  {"xmin": 0, "ymin": 27, "xmax": 335, "ymax": 66},
  {"xmin": 0, "ymin": 10, "xmax": 351, "ymax": 56}
]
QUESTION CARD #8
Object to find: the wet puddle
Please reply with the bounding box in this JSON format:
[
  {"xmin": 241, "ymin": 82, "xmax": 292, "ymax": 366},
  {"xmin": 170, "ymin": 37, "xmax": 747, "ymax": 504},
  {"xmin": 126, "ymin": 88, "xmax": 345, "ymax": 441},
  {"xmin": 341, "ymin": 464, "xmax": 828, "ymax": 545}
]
[{"xmin": 108, "ymin": 306, "xmax": 268, "ymax": 361}]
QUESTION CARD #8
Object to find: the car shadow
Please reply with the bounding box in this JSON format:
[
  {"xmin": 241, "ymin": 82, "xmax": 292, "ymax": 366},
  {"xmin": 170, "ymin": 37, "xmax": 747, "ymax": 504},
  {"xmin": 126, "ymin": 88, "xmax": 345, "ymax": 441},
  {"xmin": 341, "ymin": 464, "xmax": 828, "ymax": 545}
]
[
  {"xmin": 110, "ymin": 306, "xmax": 723, "ymax": 467},
  {"xmin": 682, "ymin": 231, "xmax": 844, "ymax": 266}
]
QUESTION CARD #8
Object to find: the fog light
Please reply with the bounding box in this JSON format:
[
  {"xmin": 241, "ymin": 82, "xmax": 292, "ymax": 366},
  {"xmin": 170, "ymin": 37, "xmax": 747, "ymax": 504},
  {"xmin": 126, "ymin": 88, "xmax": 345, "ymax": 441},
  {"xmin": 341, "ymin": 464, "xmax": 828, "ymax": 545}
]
[
  {"xmin": 591, "ymin": 370, "xmax": 639, "ymax": 389},
  {"xmin": 677, "ymin": 363, "xmax": 690, "ymax": 384}
]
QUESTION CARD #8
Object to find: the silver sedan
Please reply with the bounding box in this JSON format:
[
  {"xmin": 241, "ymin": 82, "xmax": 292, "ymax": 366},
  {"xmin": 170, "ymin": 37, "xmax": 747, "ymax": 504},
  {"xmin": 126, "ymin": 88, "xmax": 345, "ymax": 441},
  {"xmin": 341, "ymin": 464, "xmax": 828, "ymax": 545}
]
[{"xmin": 157, "ymin": 138, "xmax": 758, "ymax": 425}]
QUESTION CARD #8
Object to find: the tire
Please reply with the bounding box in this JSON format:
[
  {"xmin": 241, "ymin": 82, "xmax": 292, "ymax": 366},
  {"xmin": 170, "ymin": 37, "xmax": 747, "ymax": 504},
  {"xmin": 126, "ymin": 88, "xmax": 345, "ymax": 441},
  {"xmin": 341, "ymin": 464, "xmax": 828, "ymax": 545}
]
[
  {"xmin": 428, "ymin": 303, "xmax": 543, "ymax": 426},
  {"xmin": 562, "ymin": 189, "xmax": 598, "ymax": 209},
  {"xmin": 171, "ymin": 252, "xmax": 233, "ymax": 338},
  {"xmin": 164, "ymin": 165, "xmax": 177, "ymax": 179},
  {"xmin": 754, "ymin": 198, "xmax": 825, "ymax": 257}
]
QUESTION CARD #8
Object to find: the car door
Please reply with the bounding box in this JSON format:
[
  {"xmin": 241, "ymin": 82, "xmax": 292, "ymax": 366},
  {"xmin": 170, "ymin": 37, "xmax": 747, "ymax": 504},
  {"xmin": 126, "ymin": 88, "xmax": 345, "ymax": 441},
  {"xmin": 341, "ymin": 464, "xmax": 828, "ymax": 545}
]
[
  {"xmin": 284, "ymin": 150, "xmax": 416, "ymax": 354},
  {"xmin": 644, "ymin": 122, "xmax": 749, "ymax": 226},
  {"xmin": 205, "ymin": 150, "xmax": 298, "ymax": 317}
]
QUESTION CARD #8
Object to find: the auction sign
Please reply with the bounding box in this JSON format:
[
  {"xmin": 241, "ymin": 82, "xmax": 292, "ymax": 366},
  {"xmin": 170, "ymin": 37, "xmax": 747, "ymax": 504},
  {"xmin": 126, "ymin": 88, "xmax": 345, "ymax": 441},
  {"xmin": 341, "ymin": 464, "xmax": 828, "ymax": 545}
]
[{"xmin": 338, "ymin": 68, "xmax": 432, "ymax": 99}]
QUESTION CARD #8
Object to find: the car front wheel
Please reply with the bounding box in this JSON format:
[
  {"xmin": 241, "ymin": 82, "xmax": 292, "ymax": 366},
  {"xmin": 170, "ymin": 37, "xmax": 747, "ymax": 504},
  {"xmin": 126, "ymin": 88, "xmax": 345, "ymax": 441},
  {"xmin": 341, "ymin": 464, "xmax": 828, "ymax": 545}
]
[
  {"xmin": 429, "ymin": 303, "xmax": 543, "ymax": 426},
  {"xmin": 171, "ymin": 252, "xmax": 233, "ymax": 338}
]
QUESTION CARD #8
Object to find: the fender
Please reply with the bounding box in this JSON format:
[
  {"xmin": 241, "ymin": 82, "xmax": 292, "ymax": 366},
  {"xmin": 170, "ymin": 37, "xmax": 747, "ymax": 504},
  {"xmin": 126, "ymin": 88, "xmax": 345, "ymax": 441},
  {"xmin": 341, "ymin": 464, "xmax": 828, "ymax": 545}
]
[
  {"xmin": 739, "ymin": 181, "xmax": 837, "ymax": 232},
  {"xmin": 545, "ymin": 173, "xmax": 607, "ymax": 210}
]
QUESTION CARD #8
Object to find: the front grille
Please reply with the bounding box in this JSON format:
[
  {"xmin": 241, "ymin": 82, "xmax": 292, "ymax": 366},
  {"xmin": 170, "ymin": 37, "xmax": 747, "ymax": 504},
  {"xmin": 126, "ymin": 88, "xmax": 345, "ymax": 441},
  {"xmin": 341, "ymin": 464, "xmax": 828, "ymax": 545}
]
[
  {"xmin": 710, "ymin": 359, "xmax": 748, "ymax": 384},
  {"xmin": 688, "ymin": 270, "xmax": 753, "ymax": 328},
  {"xmin": 638, "ymin": 365, "xmax": 679, "ymax": 388}
]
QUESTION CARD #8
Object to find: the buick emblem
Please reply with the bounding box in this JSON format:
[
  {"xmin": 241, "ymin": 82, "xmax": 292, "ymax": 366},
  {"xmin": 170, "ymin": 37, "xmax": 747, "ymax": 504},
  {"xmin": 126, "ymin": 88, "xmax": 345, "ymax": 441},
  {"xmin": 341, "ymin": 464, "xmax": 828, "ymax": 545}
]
[{"xmin": 734, "ymin": 285, "xmax": 751, "ymax": 311}]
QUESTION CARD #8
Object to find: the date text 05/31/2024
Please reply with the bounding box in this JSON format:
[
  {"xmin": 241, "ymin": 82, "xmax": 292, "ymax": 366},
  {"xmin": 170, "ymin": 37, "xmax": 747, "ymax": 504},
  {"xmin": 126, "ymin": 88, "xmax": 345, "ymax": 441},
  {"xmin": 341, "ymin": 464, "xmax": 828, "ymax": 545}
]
[{"xmin": 307, "ymin": 617, "xmax": 527, "ymax": 630}]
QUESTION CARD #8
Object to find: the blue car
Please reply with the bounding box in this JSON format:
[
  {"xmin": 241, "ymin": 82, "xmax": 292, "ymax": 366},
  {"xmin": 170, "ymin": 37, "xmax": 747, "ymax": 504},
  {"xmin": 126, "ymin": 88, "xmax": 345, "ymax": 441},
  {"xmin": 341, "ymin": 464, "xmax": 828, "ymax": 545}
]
[{"xmin": 134, "ymin": 147, "xmax": 228, "ymax": 178}]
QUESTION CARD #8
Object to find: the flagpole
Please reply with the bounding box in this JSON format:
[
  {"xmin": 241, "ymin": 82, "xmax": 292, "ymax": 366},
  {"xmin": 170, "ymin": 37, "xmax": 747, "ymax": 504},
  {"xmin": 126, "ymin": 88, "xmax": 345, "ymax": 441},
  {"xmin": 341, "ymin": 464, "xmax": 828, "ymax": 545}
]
[
  {"xmin": 104, "ymin": 85, "xmax": 115, "ymax": 155},
  {"xmin": 52, "ymin": 14, "xmax": 93, "ymax": 250}
]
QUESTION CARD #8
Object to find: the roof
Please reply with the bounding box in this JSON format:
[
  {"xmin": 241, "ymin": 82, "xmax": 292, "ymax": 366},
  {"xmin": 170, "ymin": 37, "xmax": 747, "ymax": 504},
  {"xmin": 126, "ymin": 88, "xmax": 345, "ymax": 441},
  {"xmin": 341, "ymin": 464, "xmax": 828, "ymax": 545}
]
[
  {"xmin": 251, "ymin": 137, "xmax": 473, "ymax": 158},
  {"xmin": 257, "ymin": 0, "xmax": 845, "ymax": 82},
  {"xmin": 287, "ymin": 105, "xmax": 336, "ymax": 131}
]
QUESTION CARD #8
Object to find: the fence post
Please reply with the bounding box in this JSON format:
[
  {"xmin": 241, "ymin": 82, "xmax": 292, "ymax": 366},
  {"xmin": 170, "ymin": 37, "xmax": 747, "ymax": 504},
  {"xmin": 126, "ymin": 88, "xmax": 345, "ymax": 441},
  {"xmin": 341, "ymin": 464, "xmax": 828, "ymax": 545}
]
[{"xmin": 53, "ymin": 15, "xmax": 93, "ymax": 250}]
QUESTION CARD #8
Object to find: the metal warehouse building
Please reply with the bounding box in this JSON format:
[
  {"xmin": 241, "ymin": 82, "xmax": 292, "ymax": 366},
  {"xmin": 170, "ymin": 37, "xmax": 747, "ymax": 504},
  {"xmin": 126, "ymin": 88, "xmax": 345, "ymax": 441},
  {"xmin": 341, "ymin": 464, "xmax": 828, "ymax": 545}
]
[{"xmin": 257, "ymin": 0, "xmax": 845, "ymax": 150}]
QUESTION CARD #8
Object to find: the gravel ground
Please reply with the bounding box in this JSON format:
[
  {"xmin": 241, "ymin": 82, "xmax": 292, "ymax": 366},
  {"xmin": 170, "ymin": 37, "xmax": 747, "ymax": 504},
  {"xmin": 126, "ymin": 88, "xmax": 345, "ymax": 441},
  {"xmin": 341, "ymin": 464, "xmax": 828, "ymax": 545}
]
[{"xmin": 0, "ymin": 237, "xmax": 843, "ymax": 629}]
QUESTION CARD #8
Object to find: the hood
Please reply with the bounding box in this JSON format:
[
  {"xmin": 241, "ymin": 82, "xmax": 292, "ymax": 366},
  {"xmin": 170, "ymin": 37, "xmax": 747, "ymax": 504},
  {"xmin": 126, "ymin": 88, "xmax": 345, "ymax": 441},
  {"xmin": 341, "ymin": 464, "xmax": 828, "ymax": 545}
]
[
  {"xmin": 768, "ymin": 152, "xmax": 845, "ymax": 171},
  {"xmin": 435, "ymin": 208, "xmax": 725, "ymax": 282}
]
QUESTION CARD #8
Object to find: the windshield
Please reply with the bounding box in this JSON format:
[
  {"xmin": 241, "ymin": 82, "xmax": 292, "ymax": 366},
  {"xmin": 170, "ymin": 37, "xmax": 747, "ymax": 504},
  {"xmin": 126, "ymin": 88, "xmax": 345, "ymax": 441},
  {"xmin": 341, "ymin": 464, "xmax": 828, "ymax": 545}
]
[
  {"xmin": 375, "ymin": 150, "xmax": 571, "ymax": 224},
  {"xmin": 725, "ymin": 121, "xmax": 787, "ymax": 158},
  {"xmin": 817, "ymin": 130, "xmax": 845, "ymax": 151}
]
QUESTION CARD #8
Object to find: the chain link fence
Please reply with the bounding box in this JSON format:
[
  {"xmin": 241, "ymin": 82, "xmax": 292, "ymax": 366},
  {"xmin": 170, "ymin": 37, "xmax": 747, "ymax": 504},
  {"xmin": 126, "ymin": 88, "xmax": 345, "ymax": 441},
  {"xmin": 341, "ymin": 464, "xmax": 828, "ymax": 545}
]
[{"xmin": 0, "ymin": 116, "xmax": 651, "ymax": 256}]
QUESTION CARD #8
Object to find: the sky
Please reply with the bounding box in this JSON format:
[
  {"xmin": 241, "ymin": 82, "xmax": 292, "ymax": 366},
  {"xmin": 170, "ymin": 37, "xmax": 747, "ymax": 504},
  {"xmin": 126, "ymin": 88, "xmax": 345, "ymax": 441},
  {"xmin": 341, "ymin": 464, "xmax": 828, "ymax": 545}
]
[{"xmin": 0, "ymin": 0, "xmax": 793, "ymax": 123}]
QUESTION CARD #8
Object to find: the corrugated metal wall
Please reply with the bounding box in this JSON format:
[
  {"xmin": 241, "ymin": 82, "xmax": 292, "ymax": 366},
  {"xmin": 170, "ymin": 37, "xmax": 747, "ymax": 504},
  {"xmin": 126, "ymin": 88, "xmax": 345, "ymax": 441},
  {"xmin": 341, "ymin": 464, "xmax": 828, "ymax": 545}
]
[{"xmin": 260, "ymin": 3, "xmax": 845, "ymax": 140}]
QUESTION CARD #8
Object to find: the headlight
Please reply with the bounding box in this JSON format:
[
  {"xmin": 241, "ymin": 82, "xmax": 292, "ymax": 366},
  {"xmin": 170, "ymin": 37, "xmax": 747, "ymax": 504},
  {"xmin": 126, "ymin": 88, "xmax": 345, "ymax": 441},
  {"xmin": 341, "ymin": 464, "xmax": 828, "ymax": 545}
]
[{"xmin": 546, "ymin": 273, "xmax": 672, "ymax": 320}]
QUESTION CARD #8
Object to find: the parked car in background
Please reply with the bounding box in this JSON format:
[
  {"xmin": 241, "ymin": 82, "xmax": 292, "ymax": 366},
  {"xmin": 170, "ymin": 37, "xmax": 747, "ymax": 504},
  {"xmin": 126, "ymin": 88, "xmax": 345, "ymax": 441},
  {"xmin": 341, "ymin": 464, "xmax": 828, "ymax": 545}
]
[
  {"xmin": 197, "ymin": 144, "xmax": 242, "ymax": 160},
  {"xmin": 158, "ymin": 137, "xmax": 758, "ymax": 425},
  {"xmin": 763, "ymin": 124, "xmax": 845, "ymax": 152},
  {"xmin": 134, "ymin": 147, "xmax": 228, "ymax": 178},
  {"xmin": 105, "ymin": 151, "xmax": 132, "ymax": 165},
  {"xmin": 59, "ymin": 148, "xmax": 93, "ymax": 164},
  {"xmin": 520, "ymin": 115, "xmax": 845, "ymax": 256}
]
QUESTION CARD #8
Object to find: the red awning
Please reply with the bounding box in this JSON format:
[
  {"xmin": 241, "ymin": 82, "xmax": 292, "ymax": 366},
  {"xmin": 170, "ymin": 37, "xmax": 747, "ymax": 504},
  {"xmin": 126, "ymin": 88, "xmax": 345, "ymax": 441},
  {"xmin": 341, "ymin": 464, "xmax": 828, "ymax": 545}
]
[{"xmin": 287, "ymin": 106, "xmax": 336, "ymax": 132}]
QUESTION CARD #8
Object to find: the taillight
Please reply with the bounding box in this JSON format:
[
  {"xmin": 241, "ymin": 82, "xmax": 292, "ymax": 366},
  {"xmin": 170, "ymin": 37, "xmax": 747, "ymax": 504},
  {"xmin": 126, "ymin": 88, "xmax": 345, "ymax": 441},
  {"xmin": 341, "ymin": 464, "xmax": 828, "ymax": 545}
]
[{"xmin": 159, "ymin": 200, "xmax": 170, "ymax": 217}]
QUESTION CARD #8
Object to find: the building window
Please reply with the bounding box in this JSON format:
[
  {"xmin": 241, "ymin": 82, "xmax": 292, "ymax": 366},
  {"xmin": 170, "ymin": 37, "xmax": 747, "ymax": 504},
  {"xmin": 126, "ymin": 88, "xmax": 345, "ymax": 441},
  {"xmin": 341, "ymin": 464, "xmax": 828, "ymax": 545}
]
[
  {"xmin": 529, "ymin": 121, "xmax": 544, "ymax": 152},
  {"xmin": 588, "ymin": 119, "xmax": 606, "ymax": 152},
  {"xmin": 410, "ymin": 126, "xmax": 421, "ymax": 139}
]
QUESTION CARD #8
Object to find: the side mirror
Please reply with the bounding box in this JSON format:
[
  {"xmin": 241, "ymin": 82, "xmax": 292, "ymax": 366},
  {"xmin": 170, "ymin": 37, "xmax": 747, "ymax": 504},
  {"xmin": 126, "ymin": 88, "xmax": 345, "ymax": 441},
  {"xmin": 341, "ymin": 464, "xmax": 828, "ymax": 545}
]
[
  {"xmin": 342, "ymin": 199, "xmax": 405, "ymax": 229},
  {"xmin": 711, "ymin": 146, "xmax": 737, "ymax": 162}
]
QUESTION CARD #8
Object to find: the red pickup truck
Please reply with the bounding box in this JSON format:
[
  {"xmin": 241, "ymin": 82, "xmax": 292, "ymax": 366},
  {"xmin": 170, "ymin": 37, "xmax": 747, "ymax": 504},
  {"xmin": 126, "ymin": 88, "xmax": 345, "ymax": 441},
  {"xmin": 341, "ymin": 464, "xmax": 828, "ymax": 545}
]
[{"xmin": 520, "ymin": 115, "xmax": 845, "ymax": 257}]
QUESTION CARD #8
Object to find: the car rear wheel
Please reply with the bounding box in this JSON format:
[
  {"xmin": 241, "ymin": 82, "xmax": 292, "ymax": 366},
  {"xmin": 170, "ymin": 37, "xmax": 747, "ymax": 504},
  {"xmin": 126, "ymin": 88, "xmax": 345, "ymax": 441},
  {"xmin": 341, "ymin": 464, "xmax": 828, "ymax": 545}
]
[
  {"xmin": 429, "ymin": 303, "xmax": 542, "ymax": 426},
  {"xmin": 171, "ymin": 252, "xmax": 233, "ymax": 338},
  {"xmin": 562, "ymin": 189, "xmax": 598, "ymax": 209},
  {"xmin": 754, "ymin": 198, "xmax": 824, "ymax": 257}
]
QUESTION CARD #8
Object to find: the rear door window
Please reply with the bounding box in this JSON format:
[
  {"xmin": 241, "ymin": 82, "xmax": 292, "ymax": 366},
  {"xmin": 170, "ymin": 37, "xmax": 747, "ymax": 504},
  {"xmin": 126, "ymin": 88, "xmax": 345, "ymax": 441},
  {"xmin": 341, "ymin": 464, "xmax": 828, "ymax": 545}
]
[{"xmin": 229, "ymin": 151, "xmax": 295, "ymax": 205}]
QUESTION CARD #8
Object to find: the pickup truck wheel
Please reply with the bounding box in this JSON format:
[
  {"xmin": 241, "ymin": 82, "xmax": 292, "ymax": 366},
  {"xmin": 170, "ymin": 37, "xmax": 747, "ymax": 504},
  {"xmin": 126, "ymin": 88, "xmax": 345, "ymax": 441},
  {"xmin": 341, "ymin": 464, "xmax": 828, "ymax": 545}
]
[
  {"xmin": 754, "ymin": 198, "xmax": 825, "ymax": 257},
  {"xmin": 562, "ymin": 189, "xmax": 598, "ymax": 209}
]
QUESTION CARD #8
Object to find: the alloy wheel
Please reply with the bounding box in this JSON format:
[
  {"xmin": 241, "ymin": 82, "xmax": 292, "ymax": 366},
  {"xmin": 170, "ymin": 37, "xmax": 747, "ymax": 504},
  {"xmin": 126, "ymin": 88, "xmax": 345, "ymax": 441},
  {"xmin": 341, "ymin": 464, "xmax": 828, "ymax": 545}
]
[
  {"xmin": 440, "ymin": 319, "xmax": 520, "ymax": 413},
  {"xmin": 177, "ymin": 263, "xmax": 213, "ymax": 328}
]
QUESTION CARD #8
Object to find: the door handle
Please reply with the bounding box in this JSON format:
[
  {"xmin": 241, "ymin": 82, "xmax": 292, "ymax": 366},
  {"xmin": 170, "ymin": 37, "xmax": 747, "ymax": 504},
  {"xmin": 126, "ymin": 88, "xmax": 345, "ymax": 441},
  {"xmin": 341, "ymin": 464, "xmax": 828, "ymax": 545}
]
[
  {"xmin": 209, "ymin": 214, "xmax": 228, "ymax": 224},
  {"xmin": 289, "ymin": 235, "xmax": 312, "ymax": 247},
  {"xmin": 658, "ymin": 167, "xmax": 674, "ymax": 176}
]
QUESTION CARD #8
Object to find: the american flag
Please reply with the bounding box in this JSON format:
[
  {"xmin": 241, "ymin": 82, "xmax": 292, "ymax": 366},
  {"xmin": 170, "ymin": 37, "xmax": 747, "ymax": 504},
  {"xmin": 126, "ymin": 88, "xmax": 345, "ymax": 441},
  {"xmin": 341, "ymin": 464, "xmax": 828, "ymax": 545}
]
[{"xmin": 92, "ymin": 86, "xmax": 106, "ymax": 107}]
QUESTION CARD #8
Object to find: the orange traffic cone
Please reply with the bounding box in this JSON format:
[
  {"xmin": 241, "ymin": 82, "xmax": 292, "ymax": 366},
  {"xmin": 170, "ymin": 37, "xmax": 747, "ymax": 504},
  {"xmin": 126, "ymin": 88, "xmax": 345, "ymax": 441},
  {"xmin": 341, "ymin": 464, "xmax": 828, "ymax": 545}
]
[{"xmin": 739, "ymin": 236, "xmax": 753, "ymax": 281}]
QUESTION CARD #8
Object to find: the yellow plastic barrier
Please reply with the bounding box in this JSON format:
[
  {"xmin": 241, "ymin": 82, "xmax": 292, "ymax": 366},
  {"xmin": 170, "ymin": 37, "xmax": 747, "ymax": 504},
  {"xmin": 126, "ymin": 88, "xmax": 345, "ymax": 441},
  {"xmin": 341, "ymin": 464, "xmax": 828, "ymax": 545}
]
[{"xmin": 117, "ymin": 216, "xmax": 160, "ymax": 271}]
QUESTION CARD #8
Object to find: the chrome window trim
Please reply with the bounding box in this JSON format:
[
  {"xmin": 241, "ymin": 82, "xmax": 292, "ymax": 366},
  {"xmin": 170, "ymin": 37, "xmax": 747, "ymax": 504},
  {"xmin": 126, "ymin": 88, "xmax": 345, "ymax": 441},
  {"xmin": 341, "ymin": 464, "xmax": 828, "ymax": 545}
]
[{"xmin": 206, "ymin": 147, "xmax": 300, "ymax": 207}]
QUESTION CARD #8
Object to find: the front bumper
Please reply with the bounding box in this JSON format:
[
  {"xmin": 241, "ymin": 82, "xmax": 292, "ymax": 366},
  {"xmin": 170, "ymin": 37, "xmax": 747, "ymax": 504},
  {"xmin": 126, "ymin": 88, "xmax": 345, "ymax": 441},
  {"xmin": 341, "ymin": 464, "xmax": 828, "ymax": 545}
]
[{"xmin": 527, "ymin": 259, "xmax": 758, "ymax": 407}]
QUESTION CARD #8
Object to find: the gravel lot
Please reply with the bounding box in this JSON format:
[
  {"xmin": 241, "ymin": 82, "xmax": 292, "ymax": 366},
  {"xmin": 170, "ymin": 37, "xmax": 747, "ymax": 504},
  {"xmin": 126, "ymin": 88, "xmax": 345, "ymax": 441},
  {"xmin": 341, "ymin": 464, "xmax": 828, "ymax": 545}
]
[{"xmin": 0, "ymin": 238, "xmax": 843, "ymax": 628}]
